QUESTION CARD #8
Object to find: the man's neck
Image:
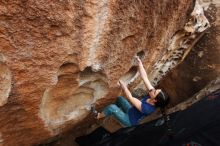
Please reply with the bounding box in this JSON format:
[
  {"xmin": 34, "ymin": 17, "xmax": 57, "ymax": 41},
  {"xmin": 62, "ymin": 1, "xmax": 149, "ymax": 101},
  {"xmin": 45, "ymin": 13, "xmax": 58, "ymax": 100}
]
[{"xmin": 146, "ymin": 98, "xmax": 155, "ymax": 106}]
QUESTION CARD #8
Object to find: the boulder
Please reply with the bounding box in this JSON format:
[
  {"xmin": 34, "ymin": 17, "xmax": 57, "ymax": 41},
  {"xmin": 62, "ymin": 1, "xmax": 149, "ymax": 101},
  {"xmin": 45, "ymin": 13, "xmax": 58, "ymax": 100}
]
[{"xmin": 0, "ymin": 0, "xmax": 213, "ymax": 145}]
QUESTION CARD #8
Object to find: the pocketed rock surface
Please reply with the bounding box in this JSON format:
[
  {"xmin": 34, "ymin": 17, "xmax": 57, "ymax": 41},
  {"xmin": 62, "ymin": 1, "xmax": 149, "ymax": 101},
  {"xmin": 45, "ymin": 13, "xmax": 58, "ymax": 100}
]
[{"xmin": 0, "ymin": 0, "xmax": 214, "ymax": 145}]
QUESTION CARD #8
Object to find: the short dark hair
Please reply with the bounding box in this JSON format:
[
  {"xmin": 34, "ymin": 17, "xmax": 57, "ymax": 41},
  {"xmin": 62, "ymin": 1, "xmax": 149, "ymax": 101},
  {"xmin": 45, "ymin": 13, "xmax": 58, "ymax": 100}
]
[{"xmin": 155, "ymin": 91, "xmax": 169, "ymax": 108}]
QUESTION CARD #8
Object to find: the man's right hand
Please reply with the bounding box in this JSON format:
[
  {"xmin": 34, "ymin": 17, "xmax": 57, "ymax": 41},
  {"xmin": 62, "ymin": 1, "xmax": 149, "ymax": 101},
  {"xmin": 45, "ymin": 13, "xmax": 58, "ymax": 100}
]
[
  {"xmin": 135, "ymin": 56, "xmax": 143, "ymax": 67},
  {"xmin": 118, "ymin": 80, "xmax": 127, "ymax": 90}
]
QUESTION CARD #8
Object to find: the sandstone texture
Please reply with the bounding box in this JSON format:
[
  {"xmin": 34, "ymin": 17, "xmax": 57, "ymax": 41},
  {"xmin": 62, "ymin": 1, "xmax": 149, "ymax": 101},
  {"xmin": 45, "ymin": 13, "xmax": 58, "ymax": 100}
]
[
  {"xmin": 0, "ymin": 0, "xmax": 214, "ymax": 146},
  {"xmin": 159, "ymin": 0, "xmax": 220, "ymax": 105}
]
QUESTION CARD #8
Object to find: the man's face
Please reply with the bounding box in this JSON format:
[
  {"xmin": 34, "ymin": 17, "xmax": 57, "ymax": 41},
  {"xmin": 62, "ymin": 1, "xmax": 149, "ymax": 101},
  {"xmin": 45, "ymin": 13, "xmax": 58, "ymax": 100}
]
[{"xmin": 149, "ymin": 89, "xmax": 161, "ymax": 102}]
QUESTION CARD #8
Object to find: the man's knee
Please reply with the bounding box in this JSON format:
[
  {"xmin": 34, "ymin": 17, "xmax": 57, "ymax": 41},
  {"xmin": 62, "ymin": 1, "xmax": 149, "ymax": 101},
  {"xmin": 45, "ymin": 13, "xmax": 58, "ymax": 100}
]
[
  {"xmin": 107, "ymin": 104, "xmax": 119, "ymax": 110},
  {"xmin": 117, "ymin": 96, "xmax": 126, "ymax": 101},
  {"xmin": 103, "ymin": 104, "xmax": 119, "ymax": 116},
  {"xmin": 117, "ymin": 96, "xmax": 128, "ymax": 104}
]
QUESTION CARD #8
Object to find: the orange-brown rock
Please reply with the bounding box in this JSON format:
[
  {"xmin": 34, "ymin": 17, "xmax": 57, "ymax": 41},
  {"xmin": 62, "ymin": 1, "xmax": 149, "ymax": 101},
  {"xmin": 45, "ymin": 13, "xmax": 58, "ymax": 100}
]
[
  {"xmin": 0, "ymin": 0, "xmax": 212, "ymax": 146},
  {"xmin": 159, "ymin": 0, "xmax": 220, "ymax": 105}
]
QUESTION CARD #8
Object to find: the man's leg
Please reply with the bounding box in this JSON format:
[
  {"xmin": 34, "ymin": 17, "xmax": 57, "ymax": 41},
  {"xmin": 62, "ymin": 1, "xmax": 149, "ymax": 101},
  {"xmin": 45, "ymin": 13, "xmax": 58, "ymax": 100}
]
[
  {"xmin": 103, "ymin": 104, "xmax": 131, "ymax": 127},
  {"xmin": 116, "ymin": 96, "xmax": 132, "ymax": 113}
]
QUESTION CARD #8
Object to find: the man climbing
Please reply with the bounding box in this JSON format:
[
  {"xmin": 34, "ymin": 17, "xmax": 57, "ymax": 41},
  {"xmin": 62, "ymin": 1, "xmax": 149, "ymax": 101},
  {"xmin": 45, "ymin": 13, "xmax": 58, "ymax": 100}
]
[{"xmin": 92, "ymin": 56, "xmax": 169, "ymax": 127}]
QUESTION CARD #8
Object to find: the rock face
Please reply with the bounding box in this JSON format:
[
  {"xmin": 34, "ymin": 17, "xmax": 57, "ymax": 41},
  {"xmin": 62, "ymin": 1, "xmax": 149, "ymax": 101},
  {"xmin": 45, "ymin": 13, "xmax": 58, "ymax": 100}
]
[
  {"xmin": 0, "ymin": 0, "xmax": 212, "ymax": 146},
  {"xmin": 159, "ymin": 0, "xmax": 220, "ymax": 105}
]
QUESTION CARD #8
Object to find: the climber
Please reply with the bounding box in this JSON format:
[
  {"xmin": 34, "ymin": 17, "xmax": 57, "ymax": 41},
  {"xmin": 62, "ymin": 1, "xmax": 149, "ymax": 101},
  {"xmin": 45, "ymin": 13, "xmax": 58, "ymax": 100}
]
[{"xmin": 91, "ymin": 56, "xmax": 169, "ymax": 127}]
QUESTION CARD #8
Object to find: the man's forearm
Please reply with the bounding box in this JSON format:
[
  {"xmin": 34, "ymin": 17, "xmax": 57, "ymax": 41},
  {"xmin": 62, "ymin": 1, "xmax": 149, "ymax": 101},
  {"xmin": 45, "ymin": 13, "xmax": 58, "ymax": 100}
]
[
  {"xmin": 122, "ymin": 86, "xmax": 133, "ymax": 100},
  {"xmin": 143, "ymin": 76, "xmax": 154, "ymax": 90},
  {"xmin": 122, "ymin": 86, "xmax": 141, "ymax": 111},
  {"xmin": 139, "ymin": 64, "xmax": 154, "ymax": 90}
]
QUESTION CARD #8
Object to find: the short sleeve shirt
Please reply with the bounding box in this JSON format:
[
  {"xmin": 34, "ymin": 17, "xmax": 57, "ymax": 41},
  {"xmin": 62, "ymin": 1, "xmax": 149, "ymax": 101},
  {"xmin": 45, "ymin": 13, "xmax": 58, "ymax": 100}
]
[{"xmin": 128, "ymin": 95, "xmax": 156, "ymax": 125}]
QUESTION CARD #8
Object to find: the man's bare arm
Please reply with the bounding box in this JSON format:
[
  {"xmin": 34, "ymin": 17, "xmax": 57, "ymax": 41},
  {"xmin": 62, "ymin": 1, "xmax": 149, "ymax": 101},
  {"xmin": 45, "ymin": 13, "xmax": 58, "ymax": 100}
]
[
  {"xmin": 119, "ymin": 80, "xmax": 142, "ymax": 112},
  {"xmin": 135, "ymin": 56, "xmax": 154, "ymax": 90}
]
